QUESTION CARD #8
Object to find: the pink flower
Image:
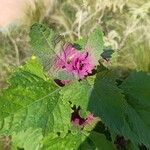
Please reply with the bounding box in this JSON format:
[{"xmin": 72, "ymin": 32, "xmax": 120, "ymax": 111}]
[
  {"xmin": 55, "ymin": 44, "xmax": 95, "ymax": 79},
  {"xmin": 56, "ymin": 44, "xmax": 78, "ymax": 69},
  {"xmin": 71, "ymin": 106, "xmax": 96, "ymax": 127},
  {"xmin": 84, "ymin": 113, "xmax": 95, "ymax": 125}
]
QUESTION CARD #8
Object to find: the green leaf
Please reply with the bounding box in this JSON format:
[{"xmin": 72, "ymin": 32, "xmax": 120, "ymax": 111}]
[
  {"xmin": 42, "ymin": 131, "xmax": 116, "ymax": 150},
  {"xmin": 23, "ymin": 57, "xmax": 46, "ymax": 80},
  {"xmin": 0, "ymin": 62, "xmax": 56, "ymax": 120},
  {"xmin": 0, "ymin": 59, "xmax": 70, "ymax": 136},
  {"xmin": 88, "ymin": 131, "xmax": 116, "ymax": 150},
  {"xmin": 30, "ymin": 23, "xmax": 56, "ymax": 55},
  {"xmin": 29, "ymin": 23, "xmax": 61, "ymax": 76},
  {"xmin": 126, "ymin": 142, "xmax": 139, "ymax": 150},
  {"xmin": 74, "ymin": 37, "xmax": 87, "ymax": 50},
  {"xmin": 88, "ymin": 71, "xmax": 126, "ymax": 134},
  {"xmin": 60, "ymin": 80, "xmax": 91, "ymax": 117},
  {"xmin": 42, "ymin": 132, "xmax": 85, "ymax": 150},
  {"xmin": 12, "ymin": 128, "xmax": 43, "ymax": 150},
  {"xmin": 120, "ymin": 71, "xmax": 150, "ymax": 147},
  {"xmin": 101, "ymin": 48, "xmax": 114, "ymax": 60},
  {"xmin": 86, "ymin": 28, "xmax": 104, "ymax": 64},
  {"xmin": 57, "ymin": 70, "xmax": 75, "ymax": 80},
  {"xmin": 50, "ymin": 97, "xmax": 71, "ymax": 136}
]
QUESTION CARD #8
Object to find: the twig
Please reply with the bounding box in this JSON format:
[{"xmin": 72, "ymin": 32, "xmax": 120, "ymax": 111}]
[
  {"xmin": 7, "ymin": 31, "xmax": 20, "ymax": 66},
  {"xmin": 81, "ymin": 7, "xmax": 101, "ymax": 27},
  {"xmin": 77, "ymin": 11, "xmax": 82, "ymax": 38},
  {"xmin": 118, "ymin": 19, "xmax": 139, "ymax": 50}
]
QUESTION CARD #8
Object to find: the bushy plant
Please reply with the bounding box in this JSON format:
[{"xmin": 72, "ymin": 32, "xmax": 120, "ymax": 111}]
[{"xmin": 0, "ymin": 23, "xmax": 150, "ymax": 150}]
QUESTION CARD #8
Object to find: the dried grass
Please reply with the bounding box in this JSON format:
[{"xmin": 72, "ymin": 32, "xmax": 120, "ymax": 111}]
[{"xmin": 0, "ymin": 0, "xmax": 150, "ymax": 87}]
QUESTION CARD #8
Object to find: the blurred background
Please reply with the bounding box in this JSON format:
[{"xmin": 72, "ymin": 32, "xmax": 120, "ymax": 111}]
[{"xmin": 0, "ymin": 0, "xmax": 150, "ymax": 88}]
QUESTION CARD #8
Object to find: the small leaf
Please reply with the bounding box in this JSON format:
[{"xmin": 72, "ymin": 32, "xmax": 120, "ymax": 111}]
[
  {"xmin": 30, "ymin": 23, "xmax": 56, "ymax": 55},
  {"xmin": 101, "ymin": 48, "xmax": 114, "ymax": 60},
  {"xmin": 86, "ymin": 28, "xmax": 104, "ymax": 63},
  {"xmin": 74, "ymin": 37, "xmax": 87, "ymax": 50},
  {"xmin": 60, "ymin": 80, "xmax": 91, "ymax": 117},
  {"xmin": 29, "ymin": 23, "xmax": 62, "ymax": 77}
]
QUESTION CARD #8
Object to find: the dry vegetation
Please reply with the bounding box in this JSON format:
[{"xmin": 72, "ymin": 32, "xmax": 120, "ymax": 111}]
[{"xmin": 0, "ymin": 0, "xmax": 150, "ymax": 87}]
